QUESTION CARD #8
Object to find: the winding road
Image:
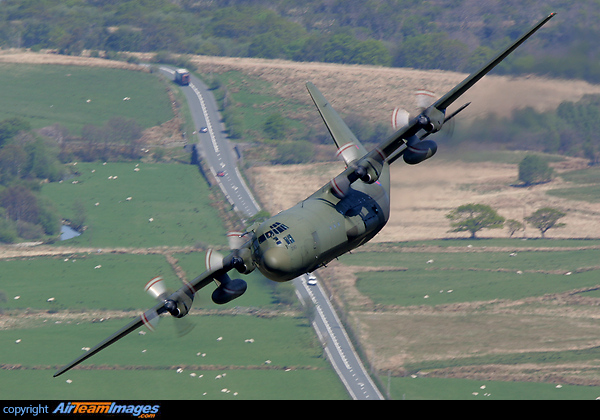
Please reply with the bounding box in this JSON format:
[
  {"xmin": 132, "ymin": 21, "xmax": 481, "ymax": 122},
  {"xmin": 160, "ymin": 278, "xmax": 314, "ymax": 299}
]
[
  {"xmin": 159, "ymin": 67, "xmax": 261, "ymax": 220},
  {"xmin": 159, "ymin": 66, "xmax": 384, "ymax": 400}
]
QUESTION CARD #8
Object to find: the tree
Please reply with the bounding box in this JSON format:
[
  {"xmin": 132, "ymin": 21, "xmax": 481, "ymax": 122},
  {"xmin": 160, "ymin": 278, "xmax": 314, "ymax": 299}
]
[
  {"xmin": 518, "ymin": 155, "xmax": 553, "ymax": 186},
  {"xmin": 275, "ymin": 141, "xmax": 314, "ymax": 164},
  {"xmin": 0, "ymin": 117, "xmax": 31, "ymax": 147},
  {"xmin": 505, "ymin": 219, "xmax": 524, "ymax": 238},
  {"xmin": 525, "ymin": 207, "xmax": 566, "ymax": 238},
  {"xmin": 446, "ymin": 203, "xmax": 505, "ymax": 239},
  {"xmin": 0, "ymin": 185, "xmax": 39, "ymax": 225},
  {"xmin": 393, "ymin": 32, "xmax": 468, "ymax": 71},
  {"xmin": 71, "ymin": 199, "xmax": 87, "ymax": 232},
  {"xmin": 263, "ymin": 113, "xmax": 288, "ymax": 140},
  {"xmin": 0, "ymin": 144, "xmax": 27, "ymax": 184}
]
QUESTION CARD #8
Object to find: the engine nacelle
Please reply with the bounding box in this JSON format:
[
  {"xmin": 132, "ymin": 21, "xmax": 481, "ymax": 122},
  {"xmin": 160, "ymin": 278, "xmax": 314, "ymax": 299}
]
[
  {"xmin": 164, "ymin": 296, "xmax": 192, "ymax": 318},
  {"xmin": 403, "ymin": 139, "xmax": 437, "ymax": 165},
  {"xmin": 355, "ymin": 157, "xmax": 384, "ymax": 184},
  {"xmin": 234, "ymin": 247, "xmax": 255, "ymax": 275},
  {"xmin": 212, "ymin": 278, "xmax": 247, "ymax": 305}
]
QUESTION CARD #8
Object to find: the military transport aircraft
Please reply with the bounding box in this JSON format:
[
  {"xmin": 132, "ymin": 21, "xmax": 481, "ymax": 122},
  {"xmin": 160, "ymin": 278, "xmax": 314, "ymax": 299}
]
[{"xmin": 54, "ymin": 13, "xmax": 556, "ymax": 377}]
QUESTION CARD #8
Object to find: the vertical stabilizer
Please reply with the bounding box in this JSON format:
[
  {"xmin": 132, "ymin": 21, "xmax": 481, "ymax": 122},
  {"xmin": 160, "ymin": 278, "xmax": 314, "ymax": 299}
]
[{"xmin": 306, "ymin": 82, "xmax": 368, "ymax": 166}]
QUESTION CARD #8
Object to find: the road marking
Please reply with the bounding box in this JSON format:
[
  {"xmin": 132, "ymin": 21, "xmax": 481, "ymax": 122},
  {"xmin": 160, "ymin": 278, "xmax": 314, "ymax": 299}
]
[{"xmin": 190, "ymin": 83, "xmax": 220, "ymax": 154}]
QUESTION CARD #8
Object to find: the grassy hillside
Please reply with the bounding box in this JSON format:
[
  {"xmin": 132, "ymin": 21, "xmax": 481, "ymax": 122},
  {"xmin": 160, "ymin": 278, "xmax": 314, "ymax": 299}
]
[{"xmin": 0, "ymin": 63, "xmax": 173, "ymax": 135}]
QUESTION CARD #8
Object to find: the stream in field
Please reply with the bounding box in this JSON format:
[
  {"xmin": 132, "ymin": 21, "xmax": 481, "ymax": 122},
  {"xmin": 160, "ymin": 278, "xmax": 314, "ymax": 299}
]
[{"xmin": 60, "ymin": 225, "xmax": 81, "ymax": 240}]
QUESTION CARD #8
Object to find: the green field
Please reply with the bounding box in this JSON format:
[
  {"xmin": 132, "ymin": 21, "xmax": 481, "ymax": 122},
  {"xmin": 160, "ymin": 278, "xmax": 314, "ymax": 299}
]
[
  {"xmin": 0, "ymin": 314, "xmax": 345, "ymax": 399},
  {"xmin": 332, "ymin": 240, "xmax": 600, "ymax": 398},
  {"xmin": 41, "ymin": 162, "xmax": 228, "ymax": 248},
  {"xmin": 0, "ymin": 62, "xmax": 349, "ymax": 400},
  {"xmin": 340, "ymin": 246, "xmax": 600, "ymax": 307},
  {"xmin": 2, "ymin": 159, "xmax": 347, "ymax": 399},
  {"xmin": 209, "ymin": 70, "xmax": 311, "ymax": 141},
  {"xmin": 0, "ymin": 251, "xmax": 347, "ymax": 400},
  {"xmin": 546, "ymin": 165, "xmax": 600, "ymax": 202},
  {"xmin": 388, "ymin": 376, "xmax": 600, "ymax": 400},
  {"xmin": 0, "ymin": 63, "xmax": 173, "ymax": 134},
  {"xmin": 8, "ymin": 60, "xmax": 600, "ymax": 399}
]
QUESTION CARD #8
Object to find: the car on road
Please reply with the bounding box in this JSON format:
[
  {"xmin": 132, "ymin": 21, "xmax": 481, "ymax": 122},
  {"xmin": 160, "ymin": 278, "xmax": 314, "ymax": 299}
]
[
  {"xmin": 216, "ymin": 171, "xmax": 225, "ymax": 177},
  {"xmin": 200, "ymin": 127, "xmax": 208, "ymax": 133},
  {"xmin": 307, "ymin": 274, "xmax": 317, "ymax": 285}
]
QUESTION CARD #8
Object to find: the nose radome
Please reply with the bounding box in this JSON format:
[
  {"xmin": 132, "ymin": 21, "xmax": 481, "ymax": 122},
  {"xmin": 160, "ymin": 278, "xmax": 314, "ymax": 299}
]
[{"xmin": 261, "ymin": 247, "xmax": 291, "ymax": 275}]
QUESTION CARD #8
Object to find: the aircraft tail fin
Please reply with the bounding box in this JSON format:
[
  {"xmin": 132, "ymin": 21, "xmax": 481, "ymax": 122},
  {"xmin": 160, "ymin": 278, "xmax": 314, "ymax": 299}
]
[{"xmin": 306, "ymin": 82, "xmax": 367, "ymax": 166}]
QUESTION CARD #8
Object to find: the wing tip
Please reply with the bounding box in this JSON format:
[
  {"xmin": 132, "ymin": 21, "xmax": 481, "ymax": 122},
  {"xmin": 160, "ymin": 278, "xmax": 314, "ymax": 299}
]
[{"xmin": 53, "ymin": 365, "xmax": 70, "ymax": 377}]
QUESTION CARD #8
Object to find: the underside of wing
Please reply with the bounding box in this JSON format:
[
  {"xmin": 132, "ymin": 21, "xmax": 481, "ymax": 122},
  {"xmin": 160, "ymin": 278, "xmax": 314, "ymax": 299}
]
[{"xmin": 306, "ymin": 82, "xmax": 367, "ymax": 166}]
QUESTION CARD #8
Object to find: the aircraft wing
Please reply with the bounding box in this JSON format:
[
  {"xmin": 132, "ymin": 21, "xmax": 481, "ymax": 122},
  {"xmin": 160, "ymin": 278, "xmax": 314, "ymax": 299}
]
[
  {"xmin": 318, "ymin": 13, "xmax": 556, "ymax": 198},
  {"xmin": 373, "ymin": 12, "xmax": 556, "ymax": 164},
  {"xmin": 306, "ymin": 81, "xmax": 368, "ymax": 165},
  {"xmin": 432, "ymin": 13, "xmax": 556, "ymax": 113},
  {"xmin": 53, "ymin": 265, "xmax": 227, "ymax": 377},
  {"xmin": 53, "ymin": 306, "xmax": 161, "ymax": 377}
]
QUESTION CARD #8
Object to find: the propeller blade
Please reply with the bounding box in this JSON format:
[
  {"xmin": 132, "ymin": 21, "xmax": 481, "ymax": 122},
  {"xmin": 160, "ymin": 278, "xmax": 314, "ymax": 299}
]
[
  {"xmin": 205, "ymin": 248, "xmax": 225, "ymax": 271},
  {"xmin": 391, "ymin": 107, "xmax": 410, "ymax": 130},
  {"xmin": 227, "ymin": 231, "xmax": 245, "ymax": 250},
  {"xmin": 144, "ymin": 276, "xmax": 168, "ymax": 301},
  {"xmin": 141, "ymin": 308, "xmax": 161, "ymax": 332},
  {"xmin": 335, "ymin": 142, "xmax": 361, "ymax": 164},
  {"xmin": 173, "ymin": 316, "xmax": 195, "ymax": 337},
  {"xmin": 330, "ymin": 173, "xmax": 351, "ymax": 199},
  {"xmin": 416, "ymin": 90, "xmax": 436, "ymax": 110}
]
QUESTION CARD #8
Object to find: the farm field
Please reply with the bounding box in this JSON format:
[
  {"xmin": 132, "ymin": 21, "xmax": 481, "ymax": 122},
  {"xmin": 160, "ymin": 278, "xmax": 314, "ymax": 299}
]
[
  {"xmin": 41, "ymin": 162, "xmax": 228, "ymax": 249},
  {"xmin": 388, "ymin": 376, "xmax": 600, "ymax": 400},
  {"xmin": 1, "ymin": 160, "xmax": 347, "ymax": 400},
  {"xmin": 189, "ymin": 54, "xmax": 600, "ymax": 127},
  {"xmin": 0, "ymin": 57, "xmax": 347, "ymax": 398},
  {"xmin": 0, "ymin": 63, "xmax": 173, "ymax": 134},
  {"xmin": 245, "ymin": 137, "xmax": 600, "ymax": 399},
  {"xmin": 313, "ymin": 239, "xmax": 600, "ymax": 398},
  {"xmin": 0, "ymin": 252, "xmax": 345, "ymax": 399},
  {"xmin": 5, "ymin": 51, "xmax": 600, "ymax": 399}
]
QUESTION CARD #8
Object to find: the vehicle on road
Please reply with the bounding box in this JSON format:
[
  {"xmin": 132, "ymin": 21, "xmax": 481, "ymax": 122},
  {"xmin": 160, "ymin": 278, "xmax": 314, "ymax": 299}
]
[{"xmin": 174, "ymin": 69, "xmax": 190, "ymax": 86}]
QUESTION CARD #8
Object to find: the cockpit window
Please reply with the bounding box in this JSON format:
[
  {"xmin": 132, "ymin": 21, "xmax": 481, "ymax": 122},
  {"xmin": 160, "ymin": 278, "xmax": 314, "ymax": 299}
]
[
  {"xmin": 258, "ymin": 222, "xmax": 291, "ymax": 245},
  {"xmin": 270, "ymin": 222, "xmax": 289, "ymax": 234}
]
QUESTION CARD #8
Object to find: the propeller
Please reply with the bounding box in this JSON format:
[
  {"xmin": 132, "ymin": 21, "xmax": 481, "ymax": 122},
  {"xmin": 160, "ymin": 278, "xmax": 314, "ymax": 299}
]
[
  {"xmin": 330, "ymin": 172, "xmax": 352, "ymax": 199},
  {"xmin": 392, "ymin": 89, "xmax": 458, "ymax": 136},
  {"xmin": 142, "ymin": 276, "xmax": 195, "ymax": 336},
  {"xmin": 388, "ymin": 89, "xmax": 471, "ymax": 165}
]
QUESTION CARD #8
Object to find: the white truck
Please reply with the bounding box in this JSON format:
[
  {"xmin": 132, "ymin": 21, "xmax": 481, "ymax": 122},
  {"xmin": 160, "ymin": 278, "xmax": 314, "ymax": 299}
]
[{"xmin": 174, "ymin": 69, "xmax": 190, "ymax": 86}]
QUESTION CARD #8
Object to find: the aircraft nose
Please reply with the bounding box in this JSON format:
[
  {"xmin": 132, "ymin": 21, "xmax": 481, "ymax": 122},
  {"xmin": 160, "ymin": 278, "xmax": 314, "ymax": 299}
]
[{"xmin": 261, "ymin": 247, "xmax": 291, "ymax": 277}]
